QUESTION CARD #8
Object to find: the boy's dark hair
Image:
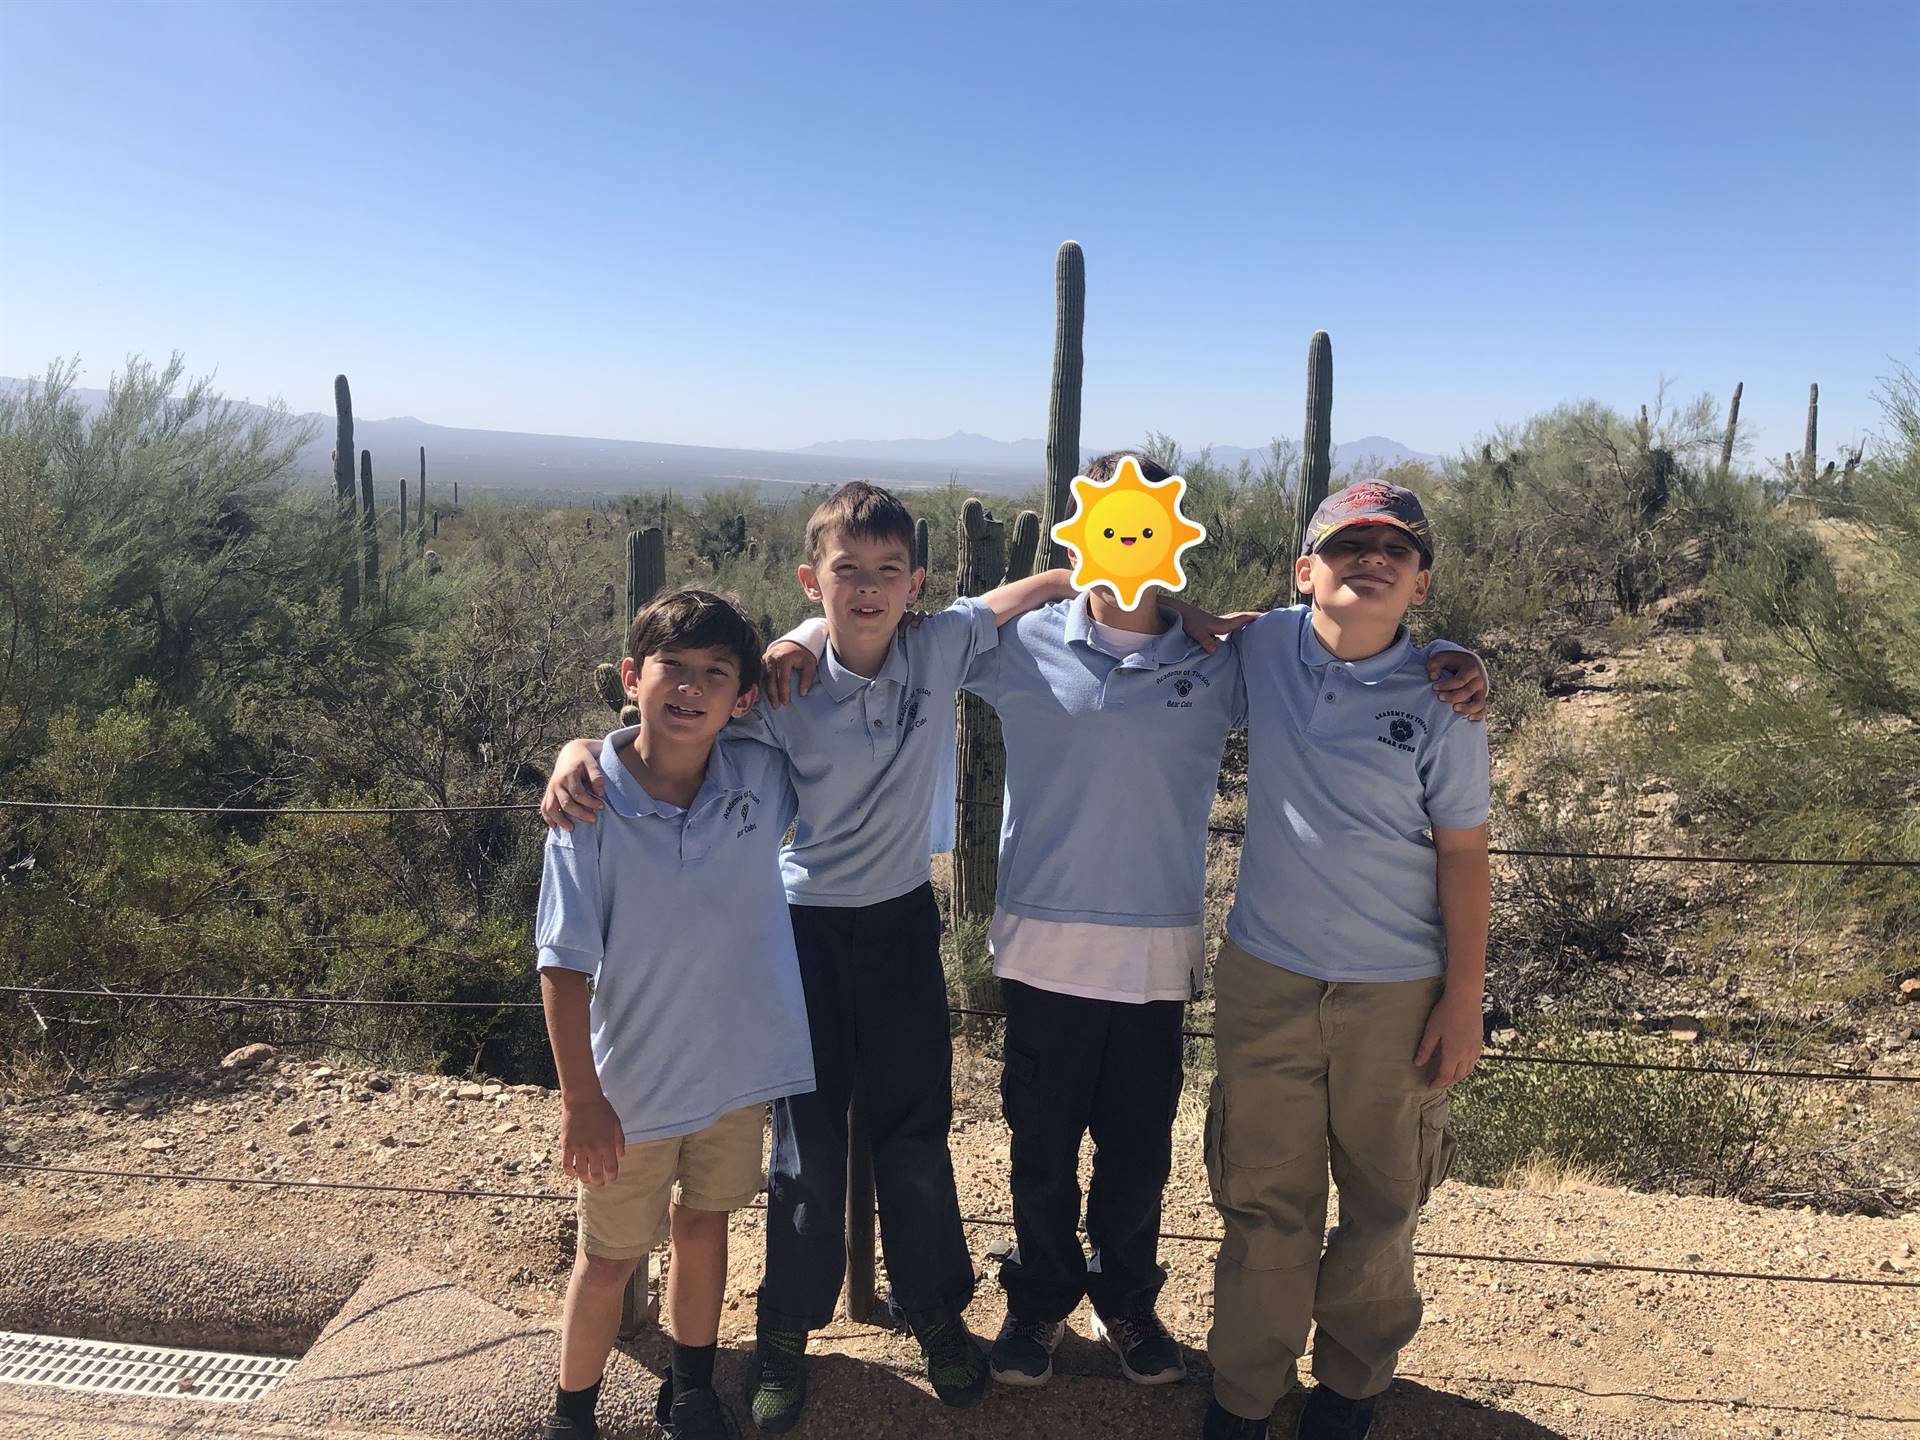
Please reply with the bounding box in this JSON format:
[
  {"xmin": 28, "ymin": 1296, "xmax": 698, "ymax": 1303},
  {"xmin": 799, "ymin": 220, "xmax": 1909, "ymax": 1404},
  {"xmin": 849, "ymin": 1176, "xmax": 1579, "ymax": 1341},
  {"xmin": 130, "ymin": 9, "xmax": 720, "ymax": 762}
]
[
  {"xmin": 626, "ymin": 589, "xmax": 763, "ymax": 694},
  {"xmin": 1082, "ymin": 450, "xmax": 1176, "ymax": 484},
  {"xmin": 804, "ymin": 481, "xmax": 918, "ymax": 566}
]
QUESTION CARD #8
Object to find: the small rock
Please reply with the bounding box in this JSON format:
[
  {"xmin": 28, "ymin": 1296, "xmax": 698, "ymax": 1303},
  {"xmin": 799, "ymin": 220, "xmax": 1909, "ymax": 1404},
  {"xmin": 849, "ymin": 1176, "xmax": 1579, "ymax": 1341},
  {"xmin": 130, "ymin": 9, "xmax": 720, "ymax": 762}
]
[
  {"xmin": 310, "ymin": 1066, "xmax": 336, "ymax": 1080},
  {"xmin": 191, "ymin": 1102, "xmax": 212, "ymax": 1116},
  {"xmin": 456, "ymin": 1083, "xmax": 485, "ymax": 1100},
  {"xmin": 242, "ymin": 1138, "xmax": 258, "ymax": 1153},
  {"xmin": 366, "ymin": 1074, "xmax": 392, "ymax": 1093},
  {"xmin": 492, "ymin": 1121, "xmax": 520, "ymax": 1136},
  {"xmin": 286, "ymin": 1119, "xmax": 311, "ymax": 1137},
  {"xmin": 220, "ymin": 1043, "xmax": 275, "ymax": 1071},
  {"xmin": 378, "ymin": 1134, "xmax": 398, "ymax": 1148},
  {"xmin": 481, "ymin": 1083, "xmax": 504, "ymax": 1098},
  {"xmin": 140, "ymin": 1138, "xmax": 172, "ymax": 1152},
  {"xmin": 1681, "ymin": 1252, "xmax": 1702, "ymax": 1263}
]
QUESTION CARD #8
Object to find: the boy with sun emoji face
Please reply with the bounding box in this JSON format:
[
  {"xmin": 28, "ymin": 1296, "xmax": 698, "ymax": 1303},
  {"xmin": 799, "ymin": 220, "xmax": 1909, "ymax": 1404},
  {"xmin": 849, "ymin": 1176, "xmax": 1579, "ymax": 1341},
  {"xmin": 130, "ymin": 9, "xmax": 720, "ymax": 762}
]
[{"xmin": 762, "ymin": 459, "xmax": 1487, "ymax": 1423}]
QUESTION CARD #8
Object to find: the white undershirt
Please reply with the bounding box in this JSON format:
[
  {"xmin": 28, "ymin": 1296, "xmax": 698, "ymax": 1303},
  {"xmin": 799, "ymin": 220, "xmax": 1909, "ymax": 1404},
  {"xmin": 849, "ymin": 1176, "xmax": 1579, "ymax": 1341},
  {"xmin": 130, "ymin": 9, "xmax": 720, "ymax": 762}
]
[
  {"xmin": 778, "ymin": 610, "xmax": 1208, "ymax": 1004},
  {"xmin": 989, "ymin": 614, "xmax": 1205, "ymax": 1005}
]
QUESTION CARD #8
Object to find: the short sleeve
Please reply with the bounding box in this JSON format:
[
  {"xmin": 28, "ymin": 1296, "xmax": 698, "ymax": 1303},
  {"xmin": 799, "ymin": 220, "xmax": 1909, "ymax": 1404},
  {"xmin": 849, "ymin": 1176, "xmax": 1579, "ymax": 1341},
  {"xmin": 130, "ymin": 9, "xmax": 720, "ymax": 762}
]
[
  {"xmin": 919, "ymin": 597, "xmax": 998, "ymax": 690},
  {"xmin": 724, "ymin": 695, "xmax": 785, "ymax": 751},
  {"xmin": 535, "ymin": 823, "xmax": 605, "ymax": 976},
  {"xmin": 1421, "ymin": 715, "xmax": 1491, "ymax": 830},
  {"xmin": 960, "ymin": 631, "xmax": 1004, "ymax": 704}
]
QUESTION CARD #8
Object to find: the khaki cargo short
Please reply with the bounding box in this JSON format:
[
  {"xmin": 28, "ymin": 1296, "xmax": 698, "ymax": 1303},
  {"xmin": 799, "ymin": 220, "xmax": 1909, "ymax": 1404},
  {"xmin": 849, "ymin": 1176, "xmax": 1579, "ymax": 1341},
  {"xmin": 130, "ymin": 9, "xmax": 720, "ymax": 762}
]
[{"xmin": 576, "ymin": 1103, "xmax": 766, "ymax": 1260}]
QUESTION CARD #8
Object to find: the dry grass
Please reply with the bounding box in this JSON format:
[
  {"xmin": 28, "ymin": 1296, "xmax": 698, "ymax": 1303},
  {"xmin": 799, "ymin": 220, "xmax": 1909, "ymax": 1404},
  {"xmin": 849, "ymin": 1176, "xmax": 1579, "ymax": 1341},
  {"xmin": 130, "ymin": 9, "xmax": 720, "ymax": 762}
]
[{"xmin": 1498, "ymin": 1151, "xmax": 1618, "ymax": 1195}]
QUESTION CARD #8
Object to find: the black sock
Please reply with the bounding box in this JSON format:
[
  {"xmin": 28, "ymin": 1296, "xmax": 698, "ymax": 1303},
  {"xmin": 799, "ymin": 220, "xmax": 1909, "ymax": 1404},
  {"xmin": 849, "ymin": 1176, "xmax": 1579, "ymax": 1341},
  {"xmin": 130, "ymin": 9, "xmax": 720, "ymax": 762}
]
[
  {"xmin": 554, "ymin": 1378, "xmax": 601, "ymax": 1425},
  {"xmin": 672, "ymin": 1340, "xmax": 717, "ymax": 1396}
]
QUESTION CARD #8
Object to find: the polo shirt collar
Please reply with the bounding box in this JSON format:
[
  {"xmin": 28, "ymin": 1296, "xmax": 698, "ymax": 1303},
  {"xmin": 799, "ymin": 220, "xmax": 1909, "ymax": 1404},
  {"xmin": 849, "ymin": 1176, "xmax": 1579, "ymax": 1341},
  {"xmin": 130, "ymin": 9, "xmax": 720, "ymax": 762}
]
[
  {"xmin": 597, "ymin": 724, "xmax": 746, "ymax": 819},
  {"xmin": 816, "ymin": 633, "xmax": 909, "ymax": 703},
  {"xmin": 1064, "ymin": 591, "xmax": 1202, "ymax": 670},
  {"xmin": 1297, "ymin": 615, "xmax": 1412, "ymax": 683}
]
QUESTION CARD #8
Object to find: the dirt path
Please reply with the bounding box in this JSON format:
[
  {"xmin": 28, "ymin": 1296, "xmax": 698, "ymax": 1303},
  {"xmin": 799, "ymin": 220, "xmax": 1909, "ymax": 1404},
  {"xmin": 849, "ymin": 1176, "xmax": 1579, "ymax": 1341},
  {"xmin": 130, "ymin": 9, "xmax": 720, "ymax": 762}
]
[{"xmin": 3, "ymin": 1052, "xmax": 1917, "ymax": 1438}]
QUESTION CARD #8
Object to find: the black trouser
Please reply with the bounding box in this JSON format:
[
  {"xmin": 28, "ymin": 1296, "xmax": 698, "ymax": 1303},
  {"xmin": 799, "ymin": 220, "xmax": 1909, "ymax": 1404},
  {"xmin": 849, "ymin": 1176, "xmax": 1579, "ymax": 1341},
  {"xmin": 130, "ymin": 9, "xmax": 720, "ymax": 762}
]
[
  {"xmin": 997, "ymin": 976, "xmax": 1186, "ymax": 1323},
  {"xmin": 758, "ymin": 884, "xmax": 975, "ymax": 1334}
]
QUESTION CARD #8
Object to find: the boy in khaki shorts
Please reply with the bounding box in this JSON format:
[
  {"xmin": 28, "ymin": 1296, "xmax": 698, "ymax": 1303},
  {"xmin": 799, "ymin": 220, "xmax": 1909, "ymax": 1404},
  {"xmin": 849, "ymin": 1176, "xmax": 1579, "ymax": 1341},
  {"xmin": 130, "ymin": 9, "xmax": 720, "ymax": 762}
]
[
  {"xmin": 536, "ymin": 591, "xmax": 813, "ymax": 1440},
  {"xmin": 1203, "ymin": 483, "xmax": 1491, "ymax": 1440}
]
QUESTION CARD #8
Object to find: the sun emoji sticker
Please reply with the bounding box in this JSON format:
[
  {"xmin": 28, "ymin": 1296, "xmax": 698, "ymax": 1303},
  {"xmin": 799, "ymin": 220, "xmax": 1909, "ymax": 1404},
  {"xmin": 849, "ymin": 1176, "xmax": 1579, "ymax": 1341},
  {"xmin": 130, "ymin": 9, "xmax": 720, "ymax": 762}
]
[{"xmin": 1051, "ymin": 455, "xmax": 1207, "ymax": 608}]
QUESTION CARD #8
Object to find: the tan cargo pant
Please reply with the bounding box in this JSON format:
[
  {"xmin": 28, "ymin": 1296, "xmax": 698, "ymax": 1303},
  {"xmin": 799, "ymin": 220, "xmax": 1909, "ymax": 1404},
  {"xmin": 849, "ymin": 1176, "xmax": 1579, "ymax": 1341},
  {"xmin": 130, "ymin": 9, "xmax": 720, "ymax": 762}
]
[{"xmin": 1205, "ymin": 938, "xmax": 1456, "ymax": 1418}]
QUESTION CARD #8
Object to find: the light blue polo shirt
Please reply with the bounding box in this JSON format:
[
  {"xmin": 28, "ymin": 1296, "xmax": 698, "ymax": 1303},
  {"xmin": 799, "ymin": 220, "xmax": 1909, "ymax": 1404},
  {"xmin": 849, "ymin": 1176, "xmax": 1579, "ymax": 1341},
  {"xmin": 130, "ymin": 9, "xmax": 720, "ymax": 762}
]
[
  {"xmin": 962, "ymin": 594, "xmax": 1245, "ymax": 927},
  {"xmin": 728, "ymin": 597, "xmax": 998, "ymax": 907},
  {"xmin": 1227, "ymin": 605, "xmax": 1491, "ymax": 983},
  {"xmin": 534, "ymin": 726, "xmax": 813, "ymax": 1143}
]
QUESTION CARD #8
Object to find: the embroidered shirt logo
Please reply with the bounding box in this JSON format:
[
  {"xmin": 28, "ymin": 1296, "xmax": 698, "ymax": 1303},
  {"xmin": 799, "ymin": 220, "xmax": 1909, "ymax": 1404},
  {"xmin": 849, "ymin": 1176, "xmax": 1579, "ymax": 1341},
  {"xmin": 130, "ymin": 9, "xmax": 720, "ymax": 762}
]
[
  {"xmin": 724, "ymin": 789, "xmax": 763, "ymax": 838},
  {"xmin": 1157, "ymin": 668, "xmax": 1210, "ymax": 709},
  {"xmin": 1374, "ymin": 710, "xmax": 1427, "ymax": 754},
  {"xmin": 896, "ymin": 685, "xmax": 931, "ymax": 733}
]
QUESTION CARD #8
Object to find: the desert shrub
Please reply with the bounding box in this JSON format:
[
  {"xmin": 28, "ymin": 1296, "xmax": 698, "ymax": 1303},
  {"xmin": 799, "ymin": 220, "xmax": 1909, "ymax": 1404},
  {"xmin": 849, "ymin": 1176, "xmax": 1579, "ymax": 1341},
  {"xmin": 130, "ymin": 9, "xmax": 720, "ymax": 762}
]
[
  {"xmin": 1486, "ymin": 734, "xmax": 1689, "ymax": 1015},
  {"xmin": 942, "ymin": 913, "xmax": 998, "ymax": 1045},
  {"xmin": 1452, "ymin": 1022, "xmax": 1793, "ymax": 1200}
]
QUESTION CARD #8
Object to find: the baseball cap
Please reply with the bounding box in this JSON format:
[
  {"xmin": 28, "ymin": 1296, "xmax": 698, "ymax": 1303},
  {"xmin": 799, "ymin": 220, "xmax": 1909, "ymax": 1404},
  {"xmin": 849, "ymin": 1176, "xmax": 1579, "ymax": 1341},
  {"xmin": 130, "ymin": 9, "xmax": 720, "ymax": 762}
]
[{"xmin": 1302, "ymin": 480, "xmax": 1434, "ymax": 565}]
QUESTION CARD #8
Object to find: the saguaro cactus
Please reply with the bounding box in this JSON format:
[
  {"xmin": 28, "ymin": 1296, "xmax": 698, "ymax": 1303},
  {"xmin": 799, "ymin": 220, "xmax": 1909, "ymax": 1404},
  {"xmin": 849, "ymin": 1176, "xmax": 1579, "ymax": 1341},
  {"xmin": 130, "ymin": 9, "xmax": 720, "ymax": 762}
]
[
  {"xmin": 1804, "ymin": 383, "xmax": 1819, "ymax": 485},
  {"xmin": 1292, "ymin": 331, "xmax": 1334, "ymax": 558},
  {"xmin": 954, "ymin": 500, "xmax": 1007, "ymax": 921},
  {"xmin": 1720, "ymin": 382, "xmax": 1743, "ymax": 479},
  {"xmin": 334, "ymin": 375, "xmax": 358, "ymax": 614},
  {"xmin": 1042, "ymin": 241, "xmax": 1086, "ymax": 571},
  {"xmin": 1003, "ymin": 509, "xmax": 1041, "ymax": 583},
  {"xmin": 359, "ymin": 450, "xmax": 378, "ymax": 595},
  {"xmin": 626, "ymin": 526, "xmax": 666, "ymax": 628},
  {"xmin": 914, "ymin": 516, "xmax": 930, "ymax": 574},
  {"xmin": 399, "ymin": 477, "xmax": 408, "ymax": 536}
]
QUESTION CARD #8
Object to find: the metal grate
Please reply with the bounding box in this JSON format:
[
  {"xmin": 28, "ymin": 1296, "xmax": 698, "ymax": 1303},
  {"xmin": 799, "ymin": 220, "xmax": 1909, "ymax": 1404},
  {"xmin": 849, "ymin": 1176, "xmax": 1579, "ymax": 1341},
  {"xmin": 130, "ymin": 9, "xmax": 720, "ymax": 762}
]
[{"xmin": 0, "ymin": 1329, "xmax": 296, "ymax": 1403}]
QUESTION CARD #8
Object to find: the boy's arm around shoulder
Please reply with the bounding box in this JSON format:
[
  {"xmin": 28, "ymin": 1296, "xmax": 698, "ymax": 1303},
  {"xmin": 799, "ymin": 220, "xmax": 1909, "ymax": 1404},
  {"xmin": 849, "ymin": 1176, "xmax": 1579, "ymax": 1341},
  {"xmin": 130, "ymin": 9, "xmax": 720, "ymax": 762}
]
[
  {"xmin": 1423, "ymin": 636, "xmax": 1490, "ymax": 721},
  {"xmin": 978, "ymin": 567, "xmax": 1075, "ymax": 626},
  {"xmin": 542, "ymin": 735, "xmax": 607, "ymax": 831}
]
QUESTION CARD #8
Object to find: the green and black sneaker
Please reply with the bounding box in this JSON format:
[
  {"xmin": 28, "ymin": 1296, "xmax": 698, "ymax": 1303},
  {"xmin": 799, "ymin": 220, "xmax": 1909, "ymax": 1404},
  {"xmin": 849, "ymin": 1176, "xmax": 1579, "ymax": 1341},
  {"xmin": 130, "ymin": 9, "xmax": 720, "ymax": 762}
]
[
  {"xmin": 744, "ymin": 1325, "xmax": 809, "ymax": 1434},
  {"xmin": 916, "ymin": 1316, "xmax": 988, "ymax": 1409}
]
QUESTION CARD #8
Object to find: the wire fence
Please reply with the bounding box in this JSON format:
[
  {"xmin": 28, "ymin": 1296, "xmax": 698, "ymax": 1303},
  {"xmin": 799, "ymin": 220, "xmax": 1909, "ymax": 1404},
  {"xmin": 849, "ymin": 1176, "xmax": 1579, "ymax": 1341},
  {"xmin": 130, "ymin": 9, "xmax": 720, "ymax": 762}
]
[
  {"xmin": 5, "ymin": 793, "xmax": 1919, "ymax": 868},
  {"xmin": 3, "ymin": 1160, "xmax": 1915, "ymax": 1291},
  {"xmin": 5, "ymin": 985, "xmax": 1918, "ymax": 1084}
]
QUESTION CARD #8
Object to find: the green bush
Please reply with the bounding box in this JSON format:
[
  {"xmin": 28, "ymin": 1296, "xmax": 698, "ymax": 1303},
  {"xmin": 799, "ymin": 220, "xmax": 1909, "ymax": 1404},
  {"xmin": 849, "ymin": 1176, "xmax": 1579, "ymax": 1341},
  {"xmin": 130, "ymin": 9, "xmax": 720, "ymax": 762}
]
[{"xmin": 1453, "ymin": 1022, "xmax": 1792, "ymax": 1200}]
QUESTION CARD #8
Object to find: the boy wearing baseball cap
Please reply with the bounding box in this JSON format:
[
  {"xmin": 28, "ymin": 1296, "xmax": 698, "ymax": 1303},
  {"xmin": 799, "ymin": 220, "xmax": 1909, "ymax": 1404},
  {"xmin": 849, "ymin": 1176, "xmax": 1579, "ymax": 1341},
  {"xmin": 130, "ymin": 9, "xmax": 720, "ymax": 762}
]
[{"xmin": 1203, "ymin": 481, "xmax": 1491, "ymax": 1440}]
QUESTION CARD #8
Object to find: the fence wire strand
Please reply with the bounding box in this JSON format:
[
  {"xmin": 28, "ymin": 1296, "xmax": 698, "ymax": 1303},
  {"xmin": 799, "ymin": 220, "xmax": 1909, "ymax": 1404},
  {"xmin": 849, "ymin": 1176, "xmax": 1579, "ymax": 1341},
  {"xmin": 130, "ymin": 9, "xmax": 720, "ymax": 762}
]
[
  {"xmin": 3, "ymin": 1161, "xmax": 1915, "ymax": 1290},
  {"xmin": 7, "ymin": 987, "xmax": 1918, "ymax": 1083}
]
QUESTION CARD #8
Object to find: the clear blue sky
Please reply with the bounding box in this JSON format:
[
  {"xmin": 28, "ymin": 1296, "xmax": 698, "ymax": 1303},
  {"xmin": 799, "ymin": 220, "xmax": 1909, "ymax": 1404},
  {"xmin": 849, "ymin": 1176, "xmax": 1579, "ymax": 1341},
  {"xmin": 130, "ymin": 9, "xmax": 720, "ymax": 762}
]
[{"xmin": 3, "ymin": 0, "xmax": 1915, "ymax": 463}]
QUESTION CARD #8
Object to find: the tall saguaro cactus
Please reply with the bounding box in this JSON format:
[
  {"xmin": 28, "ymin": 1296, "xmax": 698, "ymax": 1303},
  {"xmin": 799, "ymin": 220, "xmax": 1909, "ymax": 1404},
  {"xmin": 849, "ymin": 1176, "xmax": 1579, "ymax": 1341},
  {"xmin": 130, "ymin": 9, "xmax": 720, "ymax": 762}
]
[
  {"xmin": 334, "ymin": 375, "xmax": 359, "ymax": 614},
  {"xmin": 1720, "ymin": 382, "xmax": 1743, "ymax": 479},
  {"xmin": 626, "ymin": 526, "xmax": 666, "ymax": 628},
  {"xmin": 913, "ymin": 516, "xmax": 930, "ymax": 574},
  {"xmin": 1042, "ymin": 241, "xmax": 1086, "ymax": 571},
  {"xmin": 359, "ymin": 450, "xmax": 378, "ymax": 595},
  {"xmin": 954, "ymin": 500, "xmax": 1007, "ymax": 921},
  {"xmin": 1292, "ymin": 331, "xmax": 1334, "ymax": 558},
  {"xmin": 1003, "ymin": 509, "xmax": 1042, "ymax": 582},
  {"xmin": 400, "ymin": 477, "xmax": 408, "ymax": 535},
  {"xmin": 1803, "ymin": 383, "xmax": 1819, "ymax": 485}
]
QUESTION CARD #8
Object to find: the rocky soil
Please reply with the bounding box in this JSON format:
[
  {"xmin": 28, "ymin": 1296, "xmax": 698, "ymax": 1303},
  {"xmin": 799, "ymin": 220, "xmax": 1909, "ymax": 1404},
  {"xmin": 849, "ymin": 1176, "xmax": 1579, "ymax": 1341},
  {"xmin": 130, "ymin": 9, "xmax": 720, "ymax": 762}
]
[{"xmin": 3, "ymin": 1045, "xmax": 1918, "ymax": 1439}]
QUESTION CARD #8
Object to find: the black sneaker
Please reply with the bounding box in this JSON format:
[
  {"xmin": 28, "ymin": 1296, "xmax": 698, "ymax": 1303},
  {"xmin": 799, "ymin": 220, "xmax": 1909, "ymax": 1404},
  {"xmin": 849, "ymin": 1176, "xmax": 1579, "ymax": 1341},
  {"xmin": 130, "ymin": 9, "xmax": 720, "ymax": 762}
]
[
  {"xmin": 540, "ymin": 1413, "xmax": 599, "ymax": 1440},
  {"xmin": 915, "ymin": 1315, "xmax": 989, "ymax": 1408},
  {"xmin": 654, "ymin": 1374, "xmax": 742, "ymax": 1440},
  {"xmin": 1294, "ymin": 1385, "xmax": 1377, "ymax": 1440},
  {"xmin": 744, "ymin": 1325, "xmax": 809, "ymax": 1434},
  {"xmin": 1091, "ymin": 1307, "xmax": 1187, "ymax": 1385},
  {"xmin": 1201, "ymin": 1397, "xmax": 1270, "ymax": 1439},
  {"xmin": 988, "ymin": 1313, "xmax": 1066, "ymax": 1387}
]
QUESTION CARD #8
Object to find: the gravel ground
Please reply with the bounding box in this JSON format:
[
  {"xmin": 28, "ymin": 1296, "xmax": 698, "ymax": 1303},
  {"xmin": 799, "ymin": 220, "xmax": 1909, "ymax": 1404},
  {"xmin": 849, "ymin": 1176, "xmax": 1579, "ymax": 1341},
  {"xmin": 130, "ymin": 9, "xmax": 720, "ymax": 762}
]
[{"xmin": 2, "ymin": 1048, "xmax": 1916, "ymax": 1439}]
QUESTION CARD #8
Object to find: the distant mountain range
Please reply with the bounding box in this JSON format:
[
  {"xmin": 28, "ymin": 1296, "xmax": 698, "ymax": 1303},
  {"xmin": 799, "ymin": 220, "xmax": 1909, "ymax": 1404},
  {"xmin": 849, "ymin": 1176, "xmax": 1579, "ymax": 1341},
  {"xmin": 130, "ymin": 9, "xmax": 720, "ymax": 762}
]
[
  {"xmin": 799, "ymin": 430, "xmax": 1441, "ymax": 474},
  {"xmin": 1, "ymin": 379, "xmax": 1437, "ymax": 500}
]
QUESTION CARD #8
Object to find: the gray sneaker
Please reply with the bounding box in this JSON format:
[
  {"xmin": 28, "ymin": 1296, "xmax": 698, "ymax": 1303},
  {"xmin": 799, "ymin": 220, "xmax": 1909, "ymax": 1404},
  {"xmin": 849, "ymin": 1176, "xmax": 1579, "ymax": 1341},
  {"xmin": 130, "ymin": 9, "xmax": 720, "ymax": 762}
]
[
  {"xmin": 1091, "ymin": 1307, "xmax": 1188, "ymax": 1385},
  {"xmin": 988, "ymin": 1314, "xmax": 1066, "ymax": 1387}
]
